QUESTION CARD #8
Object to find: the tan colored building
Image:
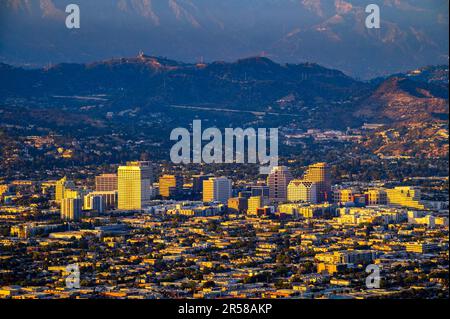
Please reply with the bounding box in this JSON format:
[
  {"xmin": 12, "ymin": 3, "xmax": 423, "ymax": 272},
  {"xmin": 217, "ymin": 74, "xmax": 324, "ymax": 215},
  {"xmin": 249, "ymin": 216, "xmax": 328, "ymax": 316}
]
[
  {"xmin": 0, "ymin": 184, "xmax": 8, "ymax": 197},
  {"xmin": 267, "ymin": 166, "xmax": 293, "ymax": 203},
  {"xmin": 365, "ymin": 189, "xmax": 387, "ymax": 205},
  {"xmin": 303, "ymin": 162, "xmax": 331, "ymax": 202},
  {"xmin": 95, "ymin": 173, "xmax": 118, "ymax": 192},
  {"xmin": 333, "ymin": 189, "xmax": 354, "ymax": 204}
]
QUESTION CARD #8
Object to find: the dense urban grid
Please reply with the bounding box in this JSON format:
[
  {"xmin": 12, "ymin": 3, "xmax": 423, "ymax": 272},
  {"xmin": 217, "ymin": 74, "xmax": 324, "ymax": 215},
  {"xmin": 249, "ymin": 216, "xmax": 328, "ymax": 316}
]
[
  {"xmin": 0, "ymin": 158, "xmax": 448, "ymax": 299},
  {"xmin": 0, "ymin": 0, "xmax": 448, "ymax": 305}
]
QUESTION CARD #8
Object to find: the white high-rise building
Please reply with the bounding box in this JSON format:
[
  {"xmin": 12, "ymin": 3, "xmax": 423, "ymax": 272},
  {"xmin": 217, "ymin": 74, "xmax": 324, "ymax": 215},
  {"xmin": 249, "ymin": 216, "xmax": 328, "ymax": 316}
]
[
  {"xmin": 203, "ymin": 177, "xmax": 232, "ymax": 204},
  {"xmin": 118, "ymin": 161, "xmax": 153, "ymax": 210}
]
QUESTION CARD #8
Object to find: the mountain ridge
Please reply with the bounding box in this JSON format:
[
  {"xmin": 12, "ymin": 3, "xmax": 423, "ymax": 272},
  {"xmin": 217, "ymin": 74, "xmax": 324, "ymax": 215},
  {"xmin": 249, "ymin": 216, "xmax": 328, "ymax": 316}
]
[
  {"xmin": 0, "ymin": 54, "xmax": 447, "ymax": 128},
  {"xmin": 1, "ymin": 0, "xmax": 447, "ymax": 78}
]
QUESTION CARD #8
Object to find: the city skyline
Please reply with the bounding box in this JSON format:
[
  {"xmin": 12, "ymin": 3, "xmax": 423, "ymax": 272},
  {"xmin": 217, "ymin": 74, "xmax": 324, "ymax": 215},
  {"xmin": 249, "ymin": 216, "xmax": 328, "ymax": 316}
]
[{"xmin": 0, "ymin": 0, "xmax": 448, "ymax": 305}]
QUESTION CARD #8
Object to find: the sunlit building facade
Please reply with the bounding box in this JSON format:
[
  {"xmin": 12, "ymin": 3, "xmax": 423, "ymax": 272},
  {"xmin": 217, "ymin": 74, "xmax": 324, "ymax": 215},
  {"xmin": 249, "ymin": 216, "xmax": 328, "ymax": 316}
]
[
  {"xmin": 95, "ymin": 173, "xmax": 118, "ymax": 192},
  {"xmin": 365, "ymin": 189, "xmax": 388, "ymax": 206},
  {"xmin": 386, "ymin": 186, "xmax": 425, "ymax": 209},
  {"xmin": 267, "ymin": 166, "xmax": 293, "ymax": 203},
  {"xmin": 159, "ymin": 174, "xmax": 183, "ymax": 198},
  {"xmin": 203, "ymin": 177, "xmax": 232, "ymax": 204},
  {"xmin": 118, "ymin": 161, "xmax": 153, "ymax": 210},
  {"xmin": 247, "ymin": 196, "xmax": 264, "ymax": 215},
  {"xmin": 303, "ymin": 162, "xmax": 331, "ymax": 202},
  {"xmin": 61, "ymin": 197, "xmax": 82, "ymax": 221},
  {"xmin": 287, "ymin": 180, "xmax": 318, "ymax": 203}
]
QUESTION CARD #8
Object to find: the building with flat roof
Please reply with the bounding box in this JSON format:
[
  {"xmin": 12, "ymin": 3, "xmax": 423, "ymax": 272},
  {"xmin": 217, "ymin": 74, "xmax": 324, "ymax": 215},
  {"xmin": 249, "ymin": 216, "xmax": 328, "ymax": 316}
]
[
  {"xmin": 303, "ymin": 162, "xmax": 331, "ymax": 202},
  {"xmin": 159, "ymin": 175, "xmax": 183, "ymax": 199},
  {"xmin": 267, "ymin": 166, "xmax": 293, "ymax": 203},
  {"xmin": 203, "ymin": 177, "xmax": 232, "ymax": 204},
  {"xmin": 118, "ymin": 161, "xmax": 153, "ymax": 210},
  {"xmin": 386, "ymin": 187, "xmax": 425, "ymax": 210},
  {"xmin": 95, "ymin": 173, "xmax": 118, "ymax": 192},
  {"xmin": 61, "ymin": 198, "xmax": 82, "ymax": 221}
]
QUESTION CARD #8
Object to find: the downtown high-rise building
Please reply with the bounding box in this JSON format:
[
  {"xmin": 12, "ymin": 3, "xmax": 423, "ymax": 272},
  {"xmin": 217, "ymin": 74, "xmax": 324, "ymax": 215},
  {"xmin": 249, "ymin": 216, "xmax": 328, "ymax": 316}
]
[
  {"xmin": 203, "ymin": 177, "xmax": 232, "ymax": 204},
  {"xmin": 118, "ymin": 161, "xmax": 153, "ymax": 210},
  {"xmin": 95, "ymin": 173, "xmax": 118, "ymax": 192},
  {"xmin": 303, "ymin": 162, "xmax": 331, "ymax": 202},
  {"xmin": 159, "ymin": 174, "xmax": 183, "ymax": 199},
  {"xmin": 192, "ymin": 174, "xmax": 214, "ymax": 195},
  {"xmin": 267, "ymin": 166, "xmax": 293, "ymax": 203},
  {"xmin": 83, "ymin": 194, "xmax": 104, "ymax": 213},
  {"xmin": 61, "ymin": 197, "xmax": 82, "ymax": 221},
  {"xmin": 55, "ymin": 176, "xmax": 75, "ymax": 203}
]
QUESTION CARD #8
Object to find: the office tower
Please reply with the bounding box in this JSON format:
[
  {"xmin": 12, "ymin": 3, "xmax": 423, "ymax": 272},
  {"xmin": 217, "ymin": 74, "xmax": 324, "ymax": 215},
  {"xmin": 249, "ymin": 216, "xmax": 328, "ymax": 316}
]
[
  {"xmin": 228, "ymin": 196, "xmax": 248, "ymax": 213},
  {"xmin": 267, "ymin": 166, "xmax": 293, "ymax": 203},
  {"xmin": 303, "ymin": 162, "xmax": 331, "ymax": 202},
  {"xmin": 64, "ymin": 188, "xmax": 80, "ymax": 200},
  {"xmin": 192, "ymin": 174, "xmax": 214, "ymax": 195},
  {"xmin": 95, "ymin": 173, "xmax": 118, "ymax": 192},
  {"xmin": 55, "ymin": 176, "xmax": 75, "ymax": 203},
  {"xmin": 365, "ymin": 189, "xmax": 388, "ymax": 206},
  {"xmin": 247, "ymin": 196, "xmax": 265, "ymax": 215},
  {"xmin": 385, "ymin": 187, "xmax": 425, "ymax": 209},
  {"xmin": 251, "ymin": 185, "xmax": 270, "ymax": 199},
  {"xmin": 118, "ymin": 161, "xmax": 153, "ymax": 210},
  {"xmin": 61, "ymin": 198, "xmax": 82, "ymax": 221},
  {"xmin": 159, "ymin": 175, "xmax": 183, "ymax": 199},
  {"xmin": 55, "ymin": 177, "xmax": 67, "ymax": 202},
  {"xmin": 203, "ymin": 177, "xmax": 232, "ymax": 204},
  {"xmin": 83, "ymin": 194, "xmax": 104, "ymax": 213},
  {"xmin": 287, "ymin": 180, "xmax": 318, "ymax": 203}
]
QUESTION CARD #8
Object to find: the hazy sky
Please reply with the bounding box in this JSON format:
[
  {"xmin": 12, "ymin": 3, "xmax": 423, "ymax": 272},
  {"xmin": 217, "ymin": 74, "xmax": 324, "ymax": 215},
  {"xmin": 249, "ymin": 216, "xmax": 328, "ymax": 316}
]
[{"xmin": 0, "ymin": 0, "xmax": 448, "ymax": 78}]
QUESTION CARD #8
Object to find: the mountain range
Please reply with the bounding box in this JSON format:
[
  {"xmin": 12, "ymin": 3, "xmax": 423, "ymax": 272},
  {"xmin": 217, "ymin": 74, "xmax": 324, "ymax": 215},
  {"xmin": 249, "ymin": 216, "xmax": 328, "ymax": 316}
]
[
  {"xmin": 0, "ymin": 0, "xmax": 448, "ymax": 78},
  {"xmin": 0, "ymin": 54, "xmax": 448, "ymax": 127}
]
